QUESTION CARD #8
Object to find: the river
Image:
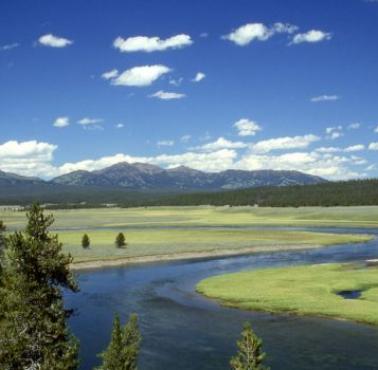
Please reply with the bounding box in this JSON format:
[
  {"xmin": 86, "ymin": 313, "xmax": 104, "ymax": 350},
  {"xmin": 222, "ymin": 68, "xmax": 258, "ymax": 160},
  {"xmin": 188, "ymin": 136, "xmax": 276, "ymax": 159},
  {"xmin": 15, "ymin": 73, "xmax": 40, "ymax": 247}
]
[{"xmin": 65, "ymin": 227, "xmax": 378, "ymax": 369}]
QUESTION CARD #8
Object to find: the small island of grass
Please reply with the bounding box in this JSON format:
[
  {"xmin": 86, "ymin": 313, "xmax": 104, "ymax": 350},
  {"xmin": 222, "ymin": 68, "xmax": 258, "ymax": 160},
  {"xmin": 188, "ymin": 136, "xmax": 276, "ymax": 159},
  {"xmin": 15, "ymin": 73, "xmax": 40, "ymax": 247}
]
[{"xmin": 197, "ymin": 263, "xmax": 378, "ymax": 326}]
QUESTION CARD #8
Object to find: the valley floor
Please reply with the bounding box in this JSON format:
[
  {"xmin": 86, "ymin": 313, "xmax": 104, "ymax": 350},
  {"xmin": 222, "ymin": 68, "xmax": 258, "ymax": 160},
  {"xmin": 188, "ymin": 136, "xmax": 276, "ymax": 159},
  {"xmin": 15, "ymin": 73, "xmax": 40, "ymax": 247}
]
[{"xmin": 0, "ymin": 206, "xmax": 375, "ymax": 269}]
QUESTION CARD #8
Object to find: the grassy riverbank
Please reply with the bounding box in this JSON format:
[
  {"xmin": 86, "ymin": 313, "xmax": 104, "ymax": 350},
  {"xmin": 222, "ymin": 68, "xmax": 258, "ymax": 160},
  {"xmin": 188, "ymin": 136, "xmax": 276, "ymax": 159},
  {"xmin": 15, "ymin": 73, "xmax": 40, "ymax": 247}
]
[
  {"xmin": 0, "ymin": 206, "xmax": 374, "ymax": 268},
  {"xmin": 197, "ymin": 263, "xmax": 378, "ymax": 326},
  {"xmin": 61, "ymin": 229, "xmax": 371, "ymax": 266}
]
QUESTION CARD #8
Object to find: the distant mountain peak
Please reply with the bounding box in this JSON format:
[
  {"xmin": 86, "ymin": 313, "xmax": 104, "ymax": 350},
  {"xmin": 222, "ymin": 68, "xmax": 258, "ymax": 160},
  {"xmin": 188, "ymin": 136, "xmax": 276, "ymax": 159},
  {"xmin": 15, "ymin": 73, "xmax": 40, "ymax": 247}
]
[
  {"xmin": 94, "ymin": 162, "xmax": 133, "ymax": 172},
  {"xmin": 66, "ymin": 169, "xmax": 91, "ymax": 175},
  {"xmin": 132, "ymin": 162, "xmax": 165, "ymax": 174},
  {"xmin": 167, "ymin": 165, "xmax": 203, "ymax": 173}
]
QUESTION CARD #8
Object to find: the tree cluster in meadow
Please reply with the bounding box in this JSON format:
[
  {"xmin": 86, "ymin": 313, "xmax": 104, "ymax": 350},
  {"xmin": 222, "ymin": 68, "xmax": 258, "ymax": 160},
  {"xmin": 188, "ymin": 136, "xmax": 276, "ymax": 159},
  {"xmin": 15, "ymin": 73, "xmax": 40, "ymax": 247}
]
[
  {"xmin": 0, "ymin": 205, "xmax": 268, "ymax": 370},
  {"xmin": 81, "ymin": 232, "xmax": 127, "ymax": 249}
]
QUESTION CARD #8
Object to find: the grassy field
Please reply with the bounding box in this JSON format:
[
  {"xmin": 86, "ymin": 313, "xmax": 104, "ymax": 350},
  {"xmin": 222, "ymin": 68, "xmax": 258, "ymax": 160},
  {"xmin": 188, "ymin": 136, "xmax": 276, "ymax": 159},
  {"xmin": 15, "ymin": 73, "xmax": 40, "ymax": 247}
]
[
  {"xmin": 197, "ymin": 263, "xmax": 378, "ymax": 325},
  {"xmin": 57, "ymin": 229, "xmax": 371, "ymax": 263},
  {"xmin": 1, "ymin": 206, "xmax": 378, "ymax": 229},
  {"xmin": 0, "ymin": 206, "xmax": 375, "ymax": 265}
]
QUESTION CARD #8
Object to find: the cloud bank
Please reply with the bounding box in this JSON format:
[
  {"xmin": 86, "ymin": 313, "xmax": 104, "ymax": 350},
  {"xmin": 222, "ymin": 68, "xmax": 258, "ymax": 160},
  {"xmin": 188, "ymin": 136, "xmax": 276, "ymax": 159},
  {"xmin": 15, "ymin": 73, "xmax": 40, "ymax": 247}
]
[{"xmin": 0, "ymin": 136, "xmax": 370, "ymax": 181}]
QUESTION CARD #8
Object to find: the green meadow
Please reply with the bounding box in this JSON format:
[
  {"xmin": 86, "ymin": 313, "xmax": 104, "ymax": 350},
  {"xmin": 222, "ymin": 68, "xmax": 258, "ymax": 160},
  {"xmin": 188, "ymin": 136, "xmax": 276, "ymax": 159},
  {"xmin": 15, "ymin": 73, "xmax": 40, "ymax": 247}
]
[
  {"xmin": 0, "ymin": 206, "xmax": 375, "ymax": 264},
  {"xmin": 59, "ymin": 229, "xmax": 371, "ymax": 263},
  {"xmin": 2, "ymin": 205, "xmax": 378, "ymax": 229},
  {"xmin": 197, "ymin": 263, "xmax": 378, "ymax": 326}
]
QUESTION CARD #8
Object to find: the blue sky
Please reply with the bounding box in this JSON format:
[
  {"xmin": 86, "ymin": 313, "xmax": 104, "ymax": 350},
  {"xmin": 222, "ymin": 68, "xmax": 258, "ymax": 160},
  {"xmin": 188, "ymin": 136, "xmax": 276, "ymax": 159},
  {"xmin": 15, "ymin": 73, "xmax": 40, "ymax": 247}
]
[{"xmin": 0, "ymin": 0, "xmax": 377, "ymax": 179}]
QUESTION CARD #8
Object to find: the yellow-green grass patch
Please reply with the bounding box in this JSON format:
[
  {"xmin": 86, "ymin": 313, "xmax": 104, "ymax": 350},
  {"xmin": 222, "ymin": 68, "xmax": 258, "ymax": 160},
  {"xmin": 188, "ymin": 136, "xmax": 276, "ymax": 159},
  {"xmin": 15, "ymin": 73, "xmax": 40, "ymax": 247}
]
[
  {"xmin": 0, "ymin": 206, "xmax": 374, "ymax": 265},
  {"xmin": 57, "ymin": 229, "xmax": 371, "ymax": 263},
  {"xmin": 197, "ymin": 263, "xmax": 378, "ymax": 325},
  {"xmin": 1, "ymin": 206, "xmax": 378, "ymax": 230}
]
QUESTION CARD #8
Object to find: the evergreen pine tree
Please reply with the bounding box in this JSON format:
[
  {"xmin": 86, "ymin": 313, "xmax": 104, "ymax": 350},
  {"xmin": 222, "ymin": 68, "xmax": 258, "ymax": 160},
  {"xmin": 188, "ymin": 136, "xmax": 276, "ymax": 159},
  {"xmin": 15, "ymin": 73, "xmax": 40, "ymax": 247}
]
[
  {"xmin": 98, "ymin": 313, "xmax": 141, "ymax": 370},
  {"xmin": 122, "ymin": 314, "xmax": 141, "ymax": 370},
  {"xmin": 82, "ymin": 233, "xmax": 90, "ymax": 249},
  {"xmin": 230, "ymin": 322, "xmax": 268, "ymax": 370},
  {"xmin": 98, "ymin": 315, "xmax": 125, "ymax": 370},
  {"xmin": 0, "ymin": 204, "xmax": 79, "ymax": 370},
  {"xmin": 115, "ymin": 232, "xmax": 126, "ymax": 248}
]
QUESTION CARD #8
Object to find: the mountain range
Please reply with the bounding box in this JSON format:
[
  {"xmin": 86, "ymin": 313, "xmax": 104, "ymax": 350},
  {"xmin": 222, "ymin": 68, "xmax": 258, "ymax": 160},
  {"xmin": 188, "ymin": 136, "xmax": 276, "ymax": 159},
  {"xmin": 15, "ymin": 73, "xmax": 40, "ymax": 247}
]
[
  {"xmin": 0, "ymin": 163, "xmax": 325, "ymax": 191},
  {"xmin": 50, "ymin": 162, "xmax": 325, "ymax": 190},
  {"xmin": 1, "ymin": 165, "xmax": 377, "ymax": 207},
  {"xmin": 0, "ymin": 163, "xmax": 325, "ymax": 204}
]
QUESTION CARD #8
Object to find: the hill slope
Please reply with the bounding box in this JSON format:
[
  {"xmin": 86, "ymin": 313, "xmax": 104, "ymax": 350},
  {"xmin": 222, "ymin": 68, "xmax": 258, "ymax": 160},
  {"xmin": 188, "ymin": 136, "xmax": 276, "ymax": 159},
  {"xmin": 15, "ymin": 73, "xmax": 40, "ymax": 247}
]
[{"xmin": 0, "ymin": 170, "xmax": 44, "ymax": 186}]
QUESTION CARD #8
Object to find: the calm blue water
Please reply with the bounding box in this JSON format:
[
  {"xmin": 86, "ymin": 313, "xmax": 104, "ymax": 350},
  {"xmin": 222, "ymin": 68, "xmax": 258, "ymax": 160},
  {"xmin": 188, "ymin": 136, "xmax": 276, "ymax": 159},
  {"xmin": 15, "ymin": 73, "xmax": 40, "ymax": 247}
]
[{"xmin": 65, "ymin": 227, "xmax": 378, "ymax": 370}]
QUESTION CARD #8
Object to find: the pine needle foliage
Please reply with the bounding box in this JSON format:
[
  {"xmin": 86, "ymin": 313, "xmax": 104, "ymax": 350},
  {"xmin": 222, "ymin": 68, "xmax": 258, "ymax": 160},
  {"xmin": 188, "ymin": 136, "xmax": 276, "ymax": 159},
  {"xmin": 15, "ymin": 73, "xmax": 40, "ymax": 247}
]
[
  {"xmin": 97, "ymin": 313, "xmax": 141, "ymax": 370},
  {"xmin": 0, "ymin": 204, "xmax": 79, "ymax": 370},
  {"xmin": 230, "ymin": 322, "xmax": 269, "ymax": 370}
]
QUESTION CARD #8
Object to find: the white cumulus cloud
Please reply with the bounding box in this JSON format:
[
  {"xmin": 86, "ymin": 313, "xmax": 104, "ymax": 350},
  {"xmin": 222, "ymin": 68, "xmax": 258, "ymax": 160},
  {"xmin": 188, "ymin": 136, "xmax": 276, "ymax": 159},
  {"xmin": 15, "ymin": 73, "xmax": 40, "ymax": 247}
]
[
  {"xmin": 292, "ymin": 30, "xmax": 332, "ymax": 44},
  {"xmin": 0, "ymin": 140, "xmax": 57, "ymax": 177},
  {"xmin": 53, "ymin": 116, "xmax": 70, "ymax": 128},
  {"xmin": 250, "ymin": 134, "xmax": 320, "ymax": 153},
  {"xmin": 150, "ymin": 90, "xmax": 186, "ymax": 100},
  {"xmin": 235, "ymin": 150, "xmax": 363, "ymax": 179},
  {"xmin": 369, "ymin": 142, "xmax": 378, "ymax": 150},
  {"xmin": 223, "ymin": 22, "xmax": 298, "ymax": 46},
  {"xmin": 102, "ymin": 69, "xmax": 119, "ymax": 80},
  {"xmin": 109, "ymin": 65, "xmax": 171, "ymax": 87},
  {"xmin": 344, "ymin": 144, "xmax": 365, "ymax": 152},
  {"xmin": 234, "ymin": 118, "xmax": 262, "ymax": 137},
  {"xmin": 326, "ymin": 126, "xmax": 343, "ymax": 140},
  {"xmin": 154, "ymin": 149, "xmax": 237, "ymax": 172},
  {"xmin": 192, "ymin": 72, "xmax": 206, "ymax": 82},
  {"xmin": 195, "ymin": 137, "xmax": 247, "ymax": 152},
  {"xmin": 113, "ymin": 34, "xmax": 192, "ymax": 53},
  {"xmin": 315, "ymin": 146, "xmax": 340, "ymax": 153},
  {"xmin": 38, "ymin": 34, "xmax": 73, "ymax": 48},
  {"xmin": 316, "ymin": 145, "xmax": 365, "ymax": 153}
]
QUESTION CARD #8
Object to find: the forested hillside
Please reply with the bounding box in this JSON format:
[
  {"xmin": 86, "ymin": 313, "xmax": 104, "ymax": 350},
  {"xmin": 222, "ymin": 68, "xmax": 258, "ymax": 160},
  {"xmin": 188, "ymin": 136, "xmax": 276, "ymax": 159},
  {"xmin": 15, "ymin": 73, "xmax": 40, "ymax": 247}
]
[
  {"xmin": 154, "ymin": 179, "xmax": 378, "ymax": 207},
  {"xmin": 0, "ymin": 179, "xmax": 377, "ymax": 208}
]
